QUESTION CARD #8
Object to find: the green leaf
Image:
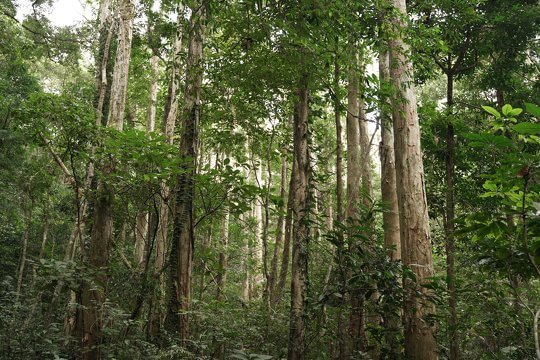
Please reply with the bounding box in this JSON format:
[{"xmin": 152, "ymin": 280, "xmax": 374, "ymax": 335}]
[
  {"xmin": 464, "ymin": 133, "xmax": 512, "ymax": 147},
  {"xmin": 513, "ymin": 122, "xmax": 540, "ymax": 134},
  {"xmin": 482, "ymin": 105, "xmax": 501, "ymax": 118},
  {"xmin": 508, "ymin": 108, "xmax": 522, "ymax": 116},
  {"xmin": 525, "ymin": 103, "xmax": 540, "ymax": 118},
  {"xmin": 502, "ymin": 104, "xmax": 512, "ymax": 116},
  {"xmin": 482, "ymin": 181, "xmax": 497, "ymax": 191}
]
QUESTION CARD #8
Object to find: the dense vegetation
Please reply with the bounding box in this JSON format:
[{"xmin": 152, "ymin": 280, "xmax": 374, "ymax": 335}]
[{"xmin": 0, "ymin": 0, "xmax": 539, "ymax": 359}]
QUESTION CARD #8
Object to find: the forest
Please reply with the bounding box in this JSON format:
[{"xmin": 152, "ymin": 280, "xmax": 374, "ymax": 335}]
[{"xmin": 0, "ymin": 0, "xmax": 539, "ymax": 359}]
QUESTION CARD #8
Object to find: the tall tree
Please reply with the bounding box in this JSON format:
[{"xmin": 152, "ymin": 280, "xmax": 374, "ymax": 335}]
[
  {"xmin": 134, "ymin": 51, "xmax": 158, "ymax": 268},
  {"xmin": 379, "ymin": 44, "xmax": 401, "ymax": 261},
  {"xmin": 388, "ymin": 0, "xmax": 438, "ymax": 358},
  {"xmin": 149, "ymin": 5, "xmax": 185, "ymax": 336},
  {"xmin": 345, "ymin": 41, "xmax": 365, "ymax": 355},
  {"xmin": 82, "ymin": 0, "xmax": 137, "ymax": 358},
  {"xmin": 168, "ymin": 0, "xmax": 207, "ymax": 343},
  {"xmin": 267, "ymin": 150, "xmax": 287, "ymax": 304},
  {"xmin": 288, "ymin": 74, "xmax": 311, "ymax": 360},
  {"xmin": 378, "ymin": 36, "xmax": 402, "ymax": 358}
]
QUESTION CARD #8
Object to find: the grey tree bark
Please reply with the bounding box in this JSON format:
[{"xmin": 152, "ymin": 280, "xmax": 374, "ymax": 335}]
[
  {"xmin": 267, "ymin": 150, "xmax": 287, "ymax": 304},
  {"xmin": 167, "ymin": 1, "xmax": 206, "ymax": 344},
  {"xmin": 288, "ymin": 74, "xmax": 311, "ymax": 360},
  {"xmin": 388, "ymin": 0, "xmax": 438, "ymax": 358},
  {"xmin": 379, "ymin": 45, "xmax": 401, "ymax": 261},
  {"xmin": 82, "ymin": 1, "xmax": 137, "ymax": 358},
  {"xmin": 345, "ymin": 42, "xmax": 366, "ymax": 356},
  {"xmin": 378, "ymin": 39, "xmax": 402, "ymax": 358}
]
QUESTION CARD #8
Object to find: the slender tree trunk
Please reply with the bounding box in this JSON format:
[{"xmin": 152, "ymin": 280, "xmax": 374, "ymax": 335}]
[
  {"xmin": 359, "ymin": 60, "xmax": 380, "ymax": 358},
  {"xmin": 378, "ymin": 41, "xmax": 402, "ymax": 358},
  {"xmin": 16, "ymin": 203, "xmax": 31, "ymax": 295},
  {"xmin": 268, "ymin": 150, "xmax": 287, "ymax": 303},
  {"xmin": 261, "ymin": 138, "xmax": 274, "ymax": 306},
  {"xmin": 252, "ymin": 163, "xmax": 263, "ymax": 291},
  {"xmin": 445, "ymin": 71, "xmax": 459, "ymax": 360},
  {"xmin": 333, "ymin": 49, "xmax": 349, "ymax": 360},
  {"xmin": 54, "ymin": 0, "xmax": 112, "ymax": 341},
  {"xmin": 82, "ymin": 1, "xmax": 136, "ymax": 358},
  {"xmin": 135, "ymin": 212, "xmax": 149, "ymax": 267},
  {"xmin": 95, "ymin": 0, "xmax": 114, "ymax": 127},
  {"xmin": 389, "ymin": 0, "xmax": 438, "ymax": 358},
  {"xmin": 149, "ymin": 6, "xmax": 185, "ymax": 337},
  {"xmin": 357, "ymin": 96, "xmax": 373, "ymax": 201},
  {"xmin": 39, "ymin": 217, "xmax": 49, "ymax": 259},
  {"xmin": 168, "ymin": 2, "xmax": 206, "ymax": 343},
  {"xmin": 345, "ymin": 41, "xmax": 366, "ymax": 355},
  {"xmin": 288, "ymin": 74, "xmax": 311, "ymax": 360},
  {"xmin": 379, "ymin": 45, "xmax": 401, "ymax": 261},
  {"xmin": 241, "ymin": 211, "xmax": 251, "ymax": 302},
  {"xmin": 106, "ymin": 0, "xmax": 136, "ymax": 130},
  {"xmin": 274, "ymin": 153, "xmax": 295, "ymax": 306},
  {"xmin": 146, "ymin": 54, "xmax": 159, "ymax": 132},
  {"xmin": 216, "ymin": 206, "xmax": 229, "ymax": 301},
  {"xmin": 345, "ymin": 43, "xmax": 361, "ymax": 226}
]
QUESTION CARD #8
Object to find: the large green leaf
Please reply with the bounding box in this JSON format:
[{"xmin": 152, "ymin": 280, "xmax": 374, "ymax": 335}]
[
  {"xmin": 482, "ymin": 105, "xmax": 501, "ymax": 118},
  {"xmin": 525, "ymin": 102, "xmax": 540, "ymax": 118},
  {"xmin": 464, "ymin": 133, "xmax": 512, "ymax": 147},
  {"xmin": 501, "ymin": 104, "xmax": 513, "ymax": 116},
  {"xmin": 513, "ymin": 122, "xmax": 540, "ymax": 134}
]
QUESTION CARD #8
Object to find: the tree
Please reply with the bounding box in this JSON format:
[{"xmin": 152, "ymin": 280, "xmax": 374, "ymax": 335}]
[
  {"xmin": 168, "ymin": 0, "xmax": 207, "ymax": 343},
  {"xmin": 388, "ymin": 0, "xmax": 438, "ymax": 357},
  {"xmin": 82, "ymin": 0, "xmax": 136, "ymax": 358},
  {"xmin": 288, "ymin": 74, "xmax": 311, "ymax": 360}
]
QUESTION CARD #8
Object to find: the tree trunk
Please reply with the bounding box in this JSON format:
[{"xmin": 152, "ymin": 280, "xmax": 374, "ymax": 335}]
[
  {"xmin": 82, "ymin": 1, "xmax": 136, "ymax": 357},
  {"xmin": 359, "ymin": 59, "xmax": 380, "ymax": 359},
  {"xmin": 106, "ymin": 0, "xmax": 136, "ymax": 130},
  {"xmin": 168, "ymin": 2, "xmax": 206, "ymax": 344},
  {"xmin": 379, "ymin": 45, "xmax": 401, "ymax": 261},
  {"xmin": 252, "ymin": 162, "xmax": 263, "ymax": 292},
  {"xmin": 95, "ymin": 0, "xmax": 114, "ymax": 126},
  {"xmin": 241, "ymin": 211, "xmax": 251, "ymax": 302},
  {"xmin": 345, "ymin": 41, "xmax": 366, "ymax": 355},
  {"xmin": 389, "ymin": 0, "xmax": 438, "ymax": 358},
  {"xmin": 146, "ymin": 54, "xmax": 159, "ymax": 132},
  {"xmin": 288, "ymin": 74, "xmax": 311, "ymax": 360},
  {"xmin": 149, "ymin": 6, "xmax": 185, "ymax": 338},
  {"xmin": 333, "ymin": 49, "xmax": 349, "ymax": 360},
  {"xmin": 358, "ymin": 97, "xmax": 373, "ymax": 201},
  {"xmin": 216, "ymin": 205, "xmax": 229, "ymax": 301},
  {"xmin": 274, "ymin": 151, "xmax": 295, "ymax": 306},
  {"xmin": 378, "ymin": 40, "xmax": 402, "ymax": 358},
  {"xmin": 135, "ymin": 212, "xmax": 149, "ymax": 267},
  {"xmin": 16, "ymin": 203, "xmax": 31, "ymax": 295},
  {"xmin": 267, "ymin": 150, "xmax": 287, "ymax": 304},
  {"xmin": 445, "ymin": 71, "xmax": 459, "ymax": 360},
  {"xmin": 261, "ymin": 136, "xmax": 274, "ymax": 306}
]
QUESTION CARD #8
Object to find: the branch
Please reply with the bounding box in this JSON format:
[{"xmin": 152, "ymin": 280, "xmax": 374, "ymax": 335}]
[
  {"xmin": 193, "ymin": 191, "xmax": 228, "ymax": 228},
  {"xmin": 432, "ymin": 55, "xmax": 449, "ymax": 74},
  {"xmin": 1, "ymin": 9, "xmax": 86, "ymax": 45},
  {"xmin": 451, "ymin": 30, "xmax": 473, "ymax": 73},
  {"xmin": 39, "ymin": 132, "xmax": 77, "ymax": 188}
]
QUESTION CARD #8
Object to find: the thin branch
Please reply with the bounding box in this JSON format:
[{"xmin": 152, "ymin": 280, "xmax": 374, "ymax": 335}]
[{"xmin": 1, "ymin": 9, "xmax": 86, "ymax": 45}]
